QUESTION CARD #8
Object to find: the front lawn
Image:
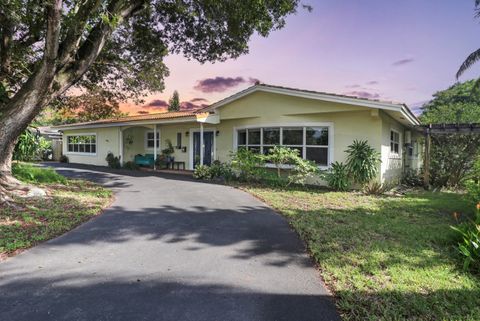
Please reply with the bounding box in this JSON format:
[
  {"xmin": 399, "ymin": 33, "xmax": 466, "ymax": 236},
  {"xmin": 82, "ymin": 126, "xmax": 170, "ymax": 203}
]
[
  {"xmin": 242, "ymin": 185, "xmax": 480, "ymax": 320},
  {"xmin": 0, "ymin": 164, "xmax": 113, "ymax": 259}
]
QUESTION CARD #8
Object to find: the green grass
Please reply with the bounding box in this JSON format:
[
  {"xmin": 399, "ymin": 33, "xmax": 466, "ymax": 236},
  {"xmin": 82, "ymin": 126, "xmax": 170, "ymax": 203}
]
[
  {"xmin": 1, "ymin": 166, "xmax": 112, "ymax": 258},
  {"xmin": 241, "ymin": 185, "xmax": 480, "ymax": 320},
  {"xmin": 12, "ymin": 162, "xmax": 67, "ymax": 184}
]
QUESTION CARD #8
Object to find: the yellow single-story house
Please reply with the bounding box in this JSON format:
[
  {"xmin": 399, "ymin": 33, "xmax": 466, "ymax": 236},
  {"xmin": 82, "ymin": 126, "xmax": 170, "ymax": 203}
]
[{"xmin": 55, "ymin": 84, "xmax": 422, "ymax": 182}]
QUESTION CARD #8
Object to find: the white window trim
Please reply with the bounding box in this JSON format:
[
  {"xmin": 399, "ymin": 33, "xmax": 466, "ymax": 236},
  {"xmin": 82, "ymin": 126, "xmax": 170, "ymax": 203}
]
[
  {"xmin": 390, "ymin": 128, "xmax": 401, "ymax": 158},
  {"xmin": 232, "ymin": 122, "xmax": 334, "ymax": 169},
  {"xmin": 65, "ymin": 133, "xmax": 97, "ymax": 156},
  {"xmin": 144, "ymin": 130, "xmax": 160, "ymax": 150}
]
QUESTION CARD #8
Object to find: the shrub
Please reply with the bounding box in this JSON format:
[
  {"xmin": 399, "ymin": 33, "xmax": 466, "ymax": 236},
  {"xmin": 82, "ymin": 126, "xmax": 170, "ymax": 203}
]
[
  {"xmin": 12, "ymin": 163, "xmax": 67, "ymax": 184},
  {"xmin": 324, "ymin": 161, "xmax": 350, "ymax": 191},
  {"xmin": 363, "ymin": 181, "xmax": 393, "ymax": 195},
  {"xmin": 59, "ymin": 155, "xmax": 69, "ymax": 163},
  {"xmin": 13, "ymin": 129, "xmax": 51, "ymax": 162},
  {"xmin": 230, "ymin": 148, "xmax": 266, "ymax": 182},
  {"xmin": 105, "ymin": 152, "xmax": 121, "ymax": 169},
  {"xmin": 345, "ymin": 140, "xmax": 381, "ymax": 186},
  {"xmin": 193, "ymin": 165, "xmax": 213, "ymax": 180},
  {"xmin": 465, "ymin": 180, "xmax": 480, "ymax": 204},
  {"xmin": 265, "ymin": 146, "xmax": 298, "ymax": 178},
  {"xmin": 123, "ymin": 161, "xmax": 139, "ymax": 170},
  {"xmin": 451, "ymin": 204, "xmax": 480, "ymax": 273},
  {"xmin": 288, "ymin": 157, "xmax": 319, "ymax": 186},
  {"xmin": 402, "ymin": 169, "xmax": 423, "ymax": 187},
  {"xmin": 429, "ymin": 135, "xmax": 480, "ymax": 187}
]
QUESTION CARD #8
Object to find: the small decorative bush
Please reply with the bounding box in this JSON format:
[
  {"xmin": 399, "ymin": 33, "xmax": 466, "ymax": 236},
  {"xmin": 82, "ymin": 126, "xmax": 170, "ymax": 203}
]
[
  {"xmin": 105, "ymin": 152, "xmax": 121, "ymax": 169},
  {"xmin": 451, "ymin": 204, "xmax": 480, "ymax": 273},
  {"xmin": 59, "ymin": 155, "xmax": 69, "ymax": 163},
  {"xmin": 465, "ymin": 180, "xmax": 480, "ymax": 204},
  {"xmin": 123, "ymin": 161, "xmax": 139, "ymax": 170},
  {"xmin": 324, "ymin": 161, "xmax": 350, "ymax": 191},
  {"xmin": 230, "ymin": 148, "xmax": 266, "ymax": 182},
  {"xmin": 193, "ymin": 165, "xmax": 213, "ymax": 180},
  {"xmin": 265, "ymin": 146, "xmax": 298, "ymax": 178},
  {"xmin": 345, "ymin": 140, "xmax": 381, "ymax": 186},
  {"xmin": 402, "ymin": 169, "xmax": 423, "ymax": 187},
  {"xmin": 12, "ymin": 163, "xmax": 67, "ymax": 184},
  {"xmin": 288, "ymin": 157, "xmax": 319, "ymax": 186}
]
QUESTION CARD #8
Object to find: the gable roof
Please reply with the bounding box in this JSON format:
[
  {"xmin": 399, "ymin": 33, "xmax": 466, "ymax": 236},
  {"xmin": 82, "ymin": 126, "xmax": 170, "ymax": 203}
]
[
  {"xmin": 201, "ymin": 83, "xmax": 420, "ymax": 126},
  {"xmin": 54, "ymin": 83, "xmax": 420, "ymax": 130}
]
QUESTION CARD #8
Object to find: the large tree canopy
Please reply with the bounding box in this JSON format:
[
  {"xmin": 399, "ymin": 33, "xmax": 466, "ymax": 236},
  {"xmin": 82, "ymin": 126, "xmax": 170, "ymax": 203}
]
[{"xmin": 0, "ymin": 0, "xmax": 304, "ymax": 203}]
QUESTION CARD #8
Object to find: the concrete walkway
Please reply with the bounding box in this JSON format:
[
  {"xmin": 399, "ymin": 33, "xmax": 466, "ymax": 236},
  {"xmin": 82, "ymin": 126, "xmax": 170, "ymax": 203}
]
[{"xmin": 0, "ymin": 164, "xmax": 340, "ymax": 321}]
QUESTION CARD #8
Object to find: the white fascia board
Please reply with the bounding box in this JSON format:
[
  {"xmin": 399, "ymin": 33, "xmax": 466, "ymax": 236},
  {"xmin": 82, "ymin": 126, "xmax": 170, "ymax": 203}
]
[{"xmin": 54, "ymin": 117, "xmax": 197, "ymax": 131}]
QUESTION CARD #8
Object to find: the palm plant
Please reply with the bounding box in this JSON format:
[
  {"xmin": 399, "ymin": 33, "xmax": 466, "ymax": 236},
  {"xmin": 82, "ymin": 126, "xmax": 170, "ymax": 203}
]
[{"xmin": 457, "ymin": 1, "xmax": 480, "ymax": 80}]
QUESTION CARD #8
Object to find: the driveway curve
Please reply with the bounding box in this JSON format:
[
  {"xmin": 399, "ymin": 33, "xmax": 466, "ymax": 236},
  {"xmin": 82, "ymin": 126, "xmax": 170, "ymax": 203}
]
[{"xmin": 0, "ymin": 164, "xmax": 340, "ymax": 321}]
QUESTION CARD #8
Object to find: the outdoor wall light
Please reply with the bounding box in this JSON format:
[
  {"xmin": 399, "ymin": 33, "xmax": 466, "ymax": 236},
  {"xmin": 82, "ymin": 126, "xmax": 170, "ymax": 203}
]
[
  {"xmin": 185, "ymin": 131, "xmax": 189, "ymax": 137},
  {"xmin": 216, "ymin": 130, "xmax": 220, "ymax": 136}
]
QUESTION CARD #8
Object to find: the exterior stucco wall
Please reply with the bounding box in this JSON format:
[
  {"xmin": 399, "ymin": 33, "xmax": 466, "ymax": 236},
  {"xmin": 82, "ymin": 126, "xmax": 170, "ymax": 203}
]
[
  {"xmin": 62, "ymin": 127, "xmax": 120, "ymax": 166},
  {"xmin": 60, "ymin": 91, "xmax": 418, "ymax": 182},
  {"xmin": 215, "ymin": 91, "xmax": 383, "ymax": 170},
  {"xmin": 380, "ymin": 111, "xmax": 409, "ymax": 183}
]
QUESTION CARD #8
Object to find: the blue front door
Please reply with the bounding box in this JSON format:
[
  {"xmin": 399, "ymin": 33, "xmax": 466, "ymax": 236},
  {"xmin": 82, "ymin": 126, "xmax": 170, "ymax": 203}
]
[{"xmin": 193, "ymin": 131, "xmax": 214, "ymax": 167}]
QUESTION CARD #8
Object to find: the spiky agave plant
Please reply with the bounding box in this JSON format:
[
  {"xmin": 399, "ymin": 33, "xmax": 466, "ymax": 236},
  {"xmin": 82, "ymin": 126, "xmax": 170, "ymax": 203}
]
[{"xmin": 344, "ymin": 140, "xmax": 381, "ymax": 186}]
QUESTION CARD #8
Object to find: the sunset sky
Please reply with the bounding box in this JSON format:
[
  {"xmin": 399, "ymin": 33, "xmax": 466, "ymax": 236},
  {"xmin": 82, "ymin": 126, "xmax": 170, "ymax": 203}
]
[{"xmin": 125, "ymin": 0, "xmax": 480, "ymax": 115}]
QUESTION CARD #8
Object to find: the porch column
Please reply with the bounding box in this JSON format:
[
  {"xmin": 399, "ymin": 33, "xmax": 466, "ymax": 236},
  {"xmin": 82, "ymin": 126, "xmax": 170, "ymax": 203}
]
[
  {"xmin": 200, "ymin": 122, "xmax": 204, "ymax": 166},
  {"xmin": 119, "ymin": 127, "xmax": 123, "ymax": 166},
  {"xmin": 153, "ymin": 124, "xmax": 157, "ymax": 170}
]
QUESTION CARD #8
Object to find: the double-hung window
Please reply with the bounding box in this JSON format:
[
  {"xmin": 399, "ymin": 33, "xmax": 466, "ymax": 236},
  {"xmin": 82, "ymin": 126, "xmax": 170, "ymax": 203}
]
[
  {"xmin": 390, "ymin": 130, "xmax": 400, "ymax": 155},
  {"xmin": 146, "ymin": 131, "xmax": 160, "ymax": 149},
  {"xmin": 67, "ymin": 135, "xmax": 96, "ymax": 154},
  {"xmin": 236, "ymin": 126, "xmax": 331, "ymax": 166}
]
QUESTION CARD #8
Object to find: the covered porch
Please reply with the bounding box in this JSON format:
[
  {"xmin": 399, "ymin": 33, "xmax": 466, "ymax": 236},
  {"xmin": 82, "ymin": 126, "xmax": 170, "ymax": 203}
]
[{"xmin": 118, "ymin": 113, "xmax": 219, "ymax": 170}]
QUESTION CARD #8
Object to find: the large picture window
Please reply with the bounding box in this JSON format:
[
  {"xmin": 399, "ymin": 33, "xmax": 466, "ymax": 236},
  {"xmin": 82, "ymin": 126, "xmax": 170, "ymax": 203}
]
[
  {"xmin": 67, "ymin": 135, "xmax": 96, "ymax": 154},
  {"xmin": 236, "ymin": 125, "xmax": 331, "ymax": 166}
]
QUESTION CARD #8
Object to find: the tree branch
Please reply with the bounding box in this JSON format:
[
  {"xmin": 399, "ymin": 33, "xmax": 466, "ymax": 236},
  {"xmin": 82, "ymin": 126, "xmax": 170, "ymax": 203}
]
[{"xmin": 54, "ymin": 0, "xmax": 145, "ymax": 96}]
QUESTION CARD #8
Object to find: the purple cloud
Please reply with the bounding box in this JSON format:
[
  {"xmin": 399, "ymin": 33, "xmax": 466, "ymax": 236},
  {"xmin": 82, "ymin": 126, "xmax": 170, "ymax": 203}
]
[
  {"xmin": 190, "ymin": 97, "xmax": 208, "ymax": 103},
  {"xmin": 137, "ymin": 110, "xmax": 150, "ymax": 115},
  {"xmin": 392, "ymin": 58, "xmax": 414, "ymax": 66},
  {"xmin": 194, "ymin": 76, "xmax": 258, "ymax": 93},
  {"xmin": 181, "ymin": 101, "xmax": 209, "ymax": 111},
  {"xmin": 366, "ymin": 80, "xmax": 379, "ymax": 85},
  {"xmin": 346, "ymin": 84, "xmax": 361, "ymax": 88},
  {"xmin": 343, "ymin": 91, "xmax": 381, "ymax": 100},
  {"xmin": 145, "ymin": 99, "xmax": 168, "ymax": 109}
]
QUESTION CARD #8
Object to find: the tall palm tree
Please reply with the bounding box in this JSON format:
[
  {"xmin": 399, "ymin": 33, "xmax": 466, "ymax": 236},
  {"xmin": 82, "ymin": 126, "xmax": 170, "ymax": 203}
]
[{"xmin": 457, "ymin": 0, "xmax": 480, "ymax": 79}]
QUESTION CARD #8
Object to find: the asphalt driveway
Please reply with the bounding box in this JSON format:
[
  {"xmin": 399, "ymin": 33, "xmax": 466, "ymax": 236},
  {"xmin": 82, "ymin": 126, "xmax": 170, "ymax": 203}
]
[{"xmin": 0, "ymin": 164, "xmax": 340, "ymax": 321}]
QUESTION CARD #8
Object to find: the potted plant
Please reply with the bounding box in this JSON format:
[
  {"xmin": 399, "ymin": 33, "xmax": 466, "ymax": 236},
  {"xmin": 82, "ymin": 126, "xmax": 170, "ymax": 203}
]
[{"xmin": 162, "ymin": 139, "xmax": 175, "ymax": 165}]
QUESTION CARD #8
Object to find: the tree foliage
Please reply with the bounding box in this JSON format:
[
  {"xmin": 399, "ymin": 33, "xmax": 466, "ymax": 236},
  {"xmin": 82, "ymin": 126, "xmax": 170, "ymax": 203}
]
[
  {"xmin": 0, "ymin": 0, "xmax": 304, "ymax": 184},
  {"xmin": 168, "ymin": 90, "xmax": 180, "ymax": 112},
  {"xmin": 419, "ymin": 81, "xmax": 480, "ymax": 187},
  {"xmin": 420, "ymin": 80, "xmax": 480, "ymax": 124}
]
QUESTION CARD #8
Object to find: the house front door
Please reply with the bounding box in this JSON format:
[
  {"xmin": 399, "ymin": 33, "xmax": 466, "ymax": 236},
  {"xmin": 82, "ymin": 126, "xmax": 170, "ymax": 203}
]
[{"xmin": 193, "ymin": 131, "xmax": 214, "ymax": 167}]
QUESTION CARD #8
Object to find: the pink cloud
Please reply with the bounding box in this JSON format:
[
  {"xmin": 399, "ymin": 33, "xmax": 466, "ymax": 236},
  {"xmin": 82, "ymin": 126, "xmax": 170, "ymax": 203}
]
[{"xmin": 194, "ymin": 76, "xmax": 259, "ymax": 93}]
